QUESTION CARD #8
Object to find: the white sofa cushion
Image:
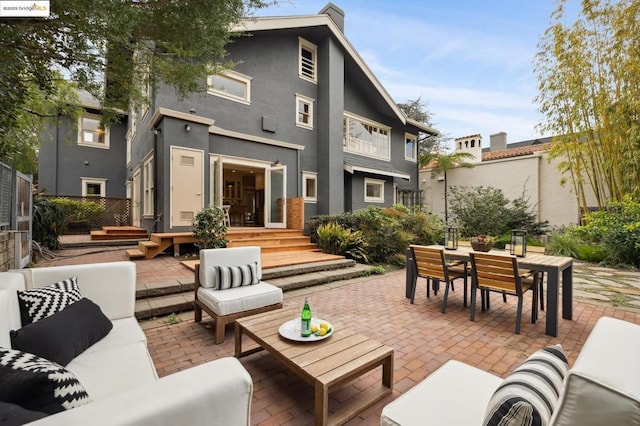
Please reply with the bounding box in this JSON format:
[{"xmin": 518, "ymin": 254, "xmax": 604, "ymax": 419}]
[
  {"xmin": 0, "ymin": 273, "xmax": 27, "ymax": 339},
  {"xmin": 381, "ymin": 360, "xmax": 503, "ymax": 426},
  {"xmin": 197, "ymin": 282, "xmax": 282, "ymax": 316},
  {"xmin": 82, "ymin": 317, "xmax": 147, "ymax": 355},
  {"xmin": 30, "ymin": 357, "xmax": 253, "ymax": 426},
  {"xmin": 551, "ymin": 317, "xmax": 640, "ymax": 425},
  {"xmin": 18, "ymin": 261, "xmax": 136, "ymax": 321},
  {"xmin": 67, "ymin": 340, "xmax": 158, "ymax": 401}
]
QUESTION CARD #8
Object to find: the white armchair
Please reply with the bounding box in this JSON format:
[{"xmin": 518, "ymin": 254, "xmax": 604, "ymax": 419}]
[{"xmin": 194, "ymin": 246, "xmax": 283, "ymax": 344}]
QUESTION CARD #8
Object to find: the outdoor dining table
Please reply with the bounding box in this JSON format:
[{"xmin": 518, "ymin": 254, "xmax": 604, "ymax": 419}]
[{"xmin": 405, "ymin": 245, "xmax": 573, "ymax": 337}]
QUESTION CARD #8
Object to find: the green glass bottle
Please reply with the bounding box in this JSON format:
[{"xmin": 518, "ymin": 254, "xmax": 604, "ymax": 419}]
[{"xmin": 300, "ymin": 297, "xmax": 312, "ymax": 337}]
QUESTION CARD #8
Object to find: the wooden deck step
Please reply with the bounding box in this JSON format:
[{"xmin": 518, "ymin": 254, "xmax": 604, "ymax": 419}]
[
  {"xmin": 91, "ymin": 226, "xmax": 148, "ymax": 241},
  {"xmin": 126, "ymin": 249, "xmax": 146, "ymax": 259}
]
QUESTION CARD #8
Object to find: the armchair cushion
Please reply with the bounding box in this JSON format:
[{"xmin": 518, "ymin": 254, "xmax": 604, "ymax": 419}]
[
  {"xmin": 209, "ymin": 262, "xmax": 259, "ymax": 290},
  {"xmin": 483, "ymin": 344, "xmax": 568, "ymax": 426},
  {"xmin": 0, "ymin": 401, "xmax": 48, "ymax": 425},
  {"xmin": 197, "ymin": 282, "xmax": 282, "ymax": 316},
  {"xmin": 17, "ymin": 277, "xmax": 81, "ymax": 325},
  {"xmin": 10, "ymin": 298, "xmax": 113, "ymax": 366},
  {"xmin": 0, "ymin": 348, "xmax": 91, "ymax": 414}
]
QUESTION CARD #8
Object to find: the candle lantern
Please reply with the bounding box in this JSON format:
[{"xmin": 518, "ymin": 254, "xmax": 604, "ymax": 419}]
[
  {"xmin": 445, "ymin": 227, "xmax": 458, "ymax": 250},
  {"xmin": 510, "ymin": 230, "xmax": 527, "ymax": 257}
]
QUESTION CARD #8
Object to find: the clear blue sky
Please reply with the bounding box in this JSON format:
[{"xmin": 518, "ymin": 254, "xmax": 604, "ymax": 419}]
[{"xmin": 255, "ymin": 1, "xmax": 574, "ymax": 147}]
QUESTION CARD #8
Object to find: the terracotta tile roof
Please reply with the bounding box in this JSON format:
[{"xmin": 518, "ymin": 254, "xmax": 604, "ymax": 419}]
[{"xmin": 482, "ymin": 142, "xmax": 551, "ymax": 161}]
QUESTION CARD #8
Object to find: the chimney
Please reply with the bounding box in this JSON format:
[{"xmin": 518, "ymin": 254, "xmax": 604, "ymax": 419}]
[
  {"xmin": 490, "ymin": 132, "xmax": 507, "ymax": 151},
  {"xmin": 319, "ymin": 3, "xmax": 345, "ymax": 32}
]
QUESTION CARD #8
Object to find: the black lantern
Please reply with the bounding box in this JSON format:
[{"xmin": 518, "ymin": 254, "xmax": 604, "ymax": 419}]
[
  {"xmin": 445, "ymin": 227, "xmax": 458, "ymax": 250},
  {"xmin": 510, "ymin": 229, "xmax": 527, "ymax": 257}
]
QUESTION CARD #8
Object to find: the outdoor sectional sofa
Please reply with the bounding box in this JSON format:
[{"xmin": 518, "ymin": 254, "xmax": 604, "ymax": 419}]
[
  {"xmin": 0, "ymin": 261, "xmax": 253, "ymax": 425},
  {"xmin": 381, "ymin": 316, "xmax": 640, "ymax": 425}
]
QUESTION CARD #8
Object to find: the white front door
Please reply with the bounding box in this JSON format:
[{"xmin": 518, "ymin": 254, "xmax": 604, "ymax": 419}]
[
  {"xmin": 171, "ymin": 146, "xmax": 204, "ymax": 228},
  {"xmin": 265, "ymin": 165, "xmax": 286, "ymax": 228}
]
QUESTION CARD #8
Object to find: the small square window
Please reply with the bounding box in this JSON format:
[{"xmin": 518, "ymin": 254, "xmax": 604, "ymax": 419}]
[
  {"xmin": 302, "ymin": 172, "xmax": 317, "ymax": 202},
  {"xmin": 81, "ymin": 178, "xmax": 106, "ymax": 197},
  {"xmin": 364, "ymin": 178, "xmax": 385, "ymax": 203}
]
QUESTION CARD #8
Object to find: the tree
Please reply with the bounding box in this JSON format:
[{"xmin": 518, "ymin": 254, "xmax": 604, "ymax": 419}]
[
  {"xmin": 420, "ymin": 151, "xmax": 475, "ymax": 223},
  {"xmin": 0, "ymin": 0, "xmax": 273, "ymax": 168},
  {"xmin": 398, "ymin": 97, "xmax": 451, "ymax": 156},
  {"xmin": 535, "ymin": 0, "xmax": 640, "ymax": 210}
]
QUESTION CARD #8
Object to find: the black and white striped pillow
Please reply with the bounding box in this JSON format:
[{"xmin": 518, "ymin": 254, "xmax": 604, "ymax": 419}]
[
  {"xmin": 17, "ymin": 277, "xmax": 82, "ymax": 325},
  {"xmin": 213, "ymin": 262, "xmax": 259, "ymax": 290},
  {"xmin": 483, "ymin": 344, "xmax": 568, "ymax": 426},
  {"xmin": 0, "ymin": 347, "xmax": 92, "ymax": 414}
]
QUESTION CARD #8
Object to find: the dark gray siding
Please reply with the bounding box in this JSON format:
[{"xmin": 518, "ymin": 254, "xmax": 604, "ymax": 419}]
[{"xmin": 38, "ymin": 113, "xmax": 127, "ymax": 198}]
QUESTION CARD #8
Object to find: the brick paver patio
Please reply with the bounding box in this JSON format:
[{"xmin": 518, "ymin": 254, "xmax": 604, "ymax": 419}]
[
  {"xmin": 35, "ymin": 246, "xmax": 640, "ymax": 425},
  {"xmin": 140, "ymin": 270, "xmax": 639, "ymax": 425}
]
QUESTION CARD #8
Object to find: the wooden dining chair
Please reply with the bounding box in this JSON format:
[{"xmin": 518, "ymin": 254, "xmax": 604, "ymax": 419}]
[
  {"xmin": 409, "ymin": 245, "xmax": 469, "ymax": 313},
  {"xmin": 505, "ymin": 244, "xmax": 546, "ymax": 311},
  {"xmin": 469, "ymin": 252, "xmax": 540, "ymax": 334}
]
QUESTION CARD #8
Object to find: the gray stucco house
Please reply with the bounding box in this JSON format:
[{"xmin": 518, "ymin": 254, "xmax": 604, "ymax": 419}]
[{"xmin": 39, "ymin": 3, "xmax": 437, "ymax": 233}]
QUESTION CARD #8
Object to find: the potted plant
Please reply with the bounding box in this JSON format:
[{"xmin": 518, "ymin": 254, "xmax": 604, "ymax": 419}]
[
  {"xmin": 471, "ymin": 234, "xmax": 494, "ymax": 252},
  {"xmin": 192, "ymin": 206, "xmax": 228, "ymax": 250}
]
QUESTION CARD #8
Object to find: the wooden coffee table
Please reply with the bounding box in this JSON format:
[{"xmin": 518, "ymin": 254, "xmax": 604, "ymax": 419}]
[{"xmin": 235, "ymin": 308, "xmax": 394, "ymax": 426}]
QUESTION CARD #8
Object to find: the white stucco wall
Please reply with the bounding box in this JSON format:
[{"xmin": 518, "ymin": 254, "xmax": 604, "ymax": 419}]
[{"xmin": 420, "ymin": 152, "xmax": 585, "ymax": 229}]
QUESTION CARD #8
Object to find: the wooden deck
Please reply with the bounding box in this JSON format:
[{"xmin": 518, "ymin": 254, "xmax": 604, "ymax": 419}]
[{"xmin": 181, "ymin": 250, "xmax": 345, "ymax": 271}]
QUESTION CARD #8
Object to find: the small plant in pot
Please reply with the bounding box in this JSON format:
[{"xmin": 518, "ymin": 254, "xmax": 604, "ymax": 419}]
[{"xmin": 471, "ymin": 234, "xmax": 494, "ymax": 252}]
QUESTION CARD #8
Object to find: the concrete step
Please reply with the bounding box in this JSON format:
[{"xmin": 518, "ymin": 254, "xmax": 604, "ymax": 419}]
[{"xmin": 134, "ymin": 261, "xmax": 375, "ymax": 320}]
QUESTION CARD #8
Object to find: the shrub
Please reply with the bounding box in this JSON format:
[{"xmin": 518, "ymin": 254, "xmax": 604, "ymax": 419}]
[
  {"xmin": 449, "ymin": 186, "xmax": 548, "ymax": 238},
  {"xmin": 192, "ymin": 206, "xmax": 228, "ymax": 250},
  {"xmin": 316, "ymin": 222, "xmax": 368, "ymax": 263},
  {"xmin": 32, "ymin": 196, "xmax": 66, "ymax": 249},
  {"xmin": 50, "ymin": 197, "xmax": 105, "ymax": 230},
  {"xmin": 545, "ymin": 230, "xmax": 580, "ymax": 258},
  {"xmin": 573, "ymin": 197, "xmax": 640, "ymax": 267}
]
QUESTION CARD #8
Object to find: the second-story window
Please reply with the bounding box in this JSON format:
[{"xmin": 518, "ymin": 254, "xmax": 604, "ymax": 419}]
[
  {"xmin": 207, "ymin": 70, "xmax": 252, "ymax": 104},
  {"xmin": 405, "ymin": 133, "xmax": 417, "ymax": 161},
  {"xmin": 78, "ymin": 113, "xmax": 109, "ymax": 149},
  {"xmin": 343, "ymin": 113, "xmax": 390, "ymax": 160},
  {"xmin": 299, "ymin": 37, "xmax": 317, "ymax": 83},
  {"xmin": 296, "ymin": 94, "xmax": 314, "ymax": 129}
]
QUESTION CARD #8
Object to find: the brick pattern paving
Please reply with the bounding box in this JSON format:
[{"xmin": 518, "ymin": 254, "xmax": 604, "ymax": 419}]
[
  {"xmin": 35, "ymin": 245, "xmax": 640, "ymax": 425},
  {"xmin": 144, "ymin": 271, "xmax": 640, "ymax": 425}
]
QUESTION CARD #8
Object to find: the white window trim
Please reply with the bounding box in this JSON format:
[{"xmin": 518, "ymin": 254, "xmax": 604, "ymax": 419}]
[
  {"xmin": 405, "ymin": 133, "xmax": 418, "ymax": 162},
  {"xmin": 207, "ymin": 70, "xmax": 252, "ymax": 105},
  {"xmin": 143, "ymin": 154, "xmax": 154, "ymax": 217},
  {"xmin": 364, "ymin": 178, "xmax": 385, "ymax": 203},
  {"xmin": 295, "ymin": 94, "xmax": 314, "ymax": 130},
  {"xmin": 126, "ymin": 130, "xmax": 132, "ymax": 167},
  {"xmin": 302, "ymin": 171, "xmax": 318, "ymax": 203},
  {"xmin": 78, "ymin": 113, "xmax": 110, "ymax": 149},
  {"xmin": 343, "ymin": 112, "xmax": 391, "ymax": 161},
  {"xmin": 299, "ymin": 37, "xmax": 318, "ymax": 84},
  {"xmin": 81, "ymin": 177, "xmax": 106, "ymax": 197},
  {"xmin": 129, "ymin": 105, "xmax": 138, "ymax": 140}
]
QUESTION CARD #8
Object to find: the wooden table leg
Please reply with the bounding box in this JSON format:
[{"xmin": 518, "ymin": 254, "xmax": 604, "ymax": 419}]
[
  {"xmin": 382, "ymin": 351, "xmax": 393, "ymax": 389},
  {"xmin": 234, "ymin": 322, "xmax": 243, "ymax": 358},
  {"xmin": 314, "ymin": 380, "xmax": 329, "ymax": 426}
]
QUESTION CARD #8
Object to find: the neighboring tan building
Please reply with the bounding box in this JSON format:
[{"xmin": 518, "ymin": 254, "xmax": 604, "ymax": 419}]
[{"xmin": 420, "ymin": 132, "xmax": 599, "ymax": 229}]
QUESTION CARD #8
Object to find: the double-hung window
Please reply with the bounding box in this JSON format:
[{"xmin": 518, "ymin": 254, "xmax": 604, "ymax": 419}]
[
  {"xmin": 78, "ymin": 113, "xmax": 109, "ymax": 148},
  {"xmin": 299, "ymin": 37, "xmax": 317, "ymax": 83},
  {"xmin": 405, "ymin": 133, "xmax": 417, "ymax": 161},
  {"xmin": 207, "ymin": 70, "xmax": 252, "ymax": 104},
  {"xmin": 296, "ymin": 94, "xmax": 314, "ymax": 129},
  {"xmin": 343, "ymin": 113, "xmax": 391, "ymax": 160}
]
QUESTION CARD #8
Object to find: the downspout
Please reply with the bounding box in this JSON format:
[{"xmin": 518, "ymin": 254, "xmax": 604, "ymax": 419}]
[
  {"xmin": 153, "ymin": 129, "xmax": 159, "ymax": 233},
  {"xmin": 53, "ymin": 114, "xmax": 59, "ymax": 194}
]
